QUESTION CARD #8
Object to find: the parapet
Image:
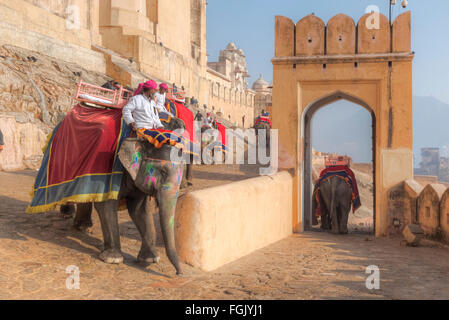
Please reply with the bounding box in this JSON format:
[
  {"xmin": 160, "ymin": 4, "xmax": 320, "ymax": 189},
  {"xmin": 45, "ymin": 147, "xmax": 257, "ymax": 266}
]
[{"xmin": 275, "ymin": 11, "xmax": 411, "ymax": 57}]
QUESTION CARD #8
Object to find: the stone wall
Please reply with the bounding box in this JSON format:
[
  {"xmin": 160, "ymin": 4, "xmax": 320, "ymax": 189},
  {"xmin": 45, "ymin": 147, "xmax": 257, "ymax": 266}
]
[
  {"xmin": 387, "ymin": 180, "xmax": 449, "ymax": 242},
  {"xmin": 0, "ymin": 115, "xmax": 47, "ymax": 171},
  {"xmin": 0, "ymin": 0, "xmax": 257, "ymax": 171},
  {"xmin": 175, "ymin": 171, "xmax": 293, "ymax": 271},
  {"xmin": 0, "ymin": 45, "xmax": 111, "ymax": 171}
]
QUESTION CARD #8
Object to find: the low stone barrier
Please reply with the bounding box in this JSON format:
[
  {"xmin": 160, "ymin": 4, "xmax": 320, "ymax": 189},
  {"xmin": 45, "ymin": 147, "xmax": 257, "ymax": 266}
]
[
  {"xmin": 387, "ymin": 179, "xmax": 423, "ymax": 235},
  {"xmin": 387, "ymin": 180, "xmax": 449, "ymax": 242},
  {"xmin": 175, "ymin": 171, "xmax": 293, "ymax": 272},
  {"xmin": 417, "ymin": 184, "xmax": 446, "ymax": 236},
  {"xmin": 440, "ymin": 189, "xmax": 449, "ymax": 242}
]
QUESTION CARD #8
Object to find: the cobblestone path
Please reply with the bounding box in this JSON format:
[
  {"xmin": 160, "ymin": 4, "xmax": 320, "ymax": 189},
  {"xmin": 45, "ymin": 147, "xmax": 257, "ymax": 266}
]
[{"xmin": 1, "ymin": 168, "xmax": 449, "ymax": 299}]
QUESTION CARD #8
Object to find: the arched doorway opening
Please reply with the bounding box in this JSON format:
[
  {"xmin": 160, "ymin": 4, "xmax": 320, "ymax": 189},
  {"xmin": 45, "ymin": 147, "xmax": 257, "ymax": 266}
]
[{"xmin": 302, "ymin": 92, "xmax": 376, "ymax": 234}]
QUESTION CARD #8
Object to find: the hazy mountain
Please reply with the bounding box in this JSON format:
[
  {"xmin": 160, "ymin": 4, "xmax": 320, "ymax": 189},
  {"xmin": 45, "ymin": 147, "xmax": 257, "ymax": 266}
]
[
  {"xmin": 311, "ymin": 96, "xmax": 449, "ymax": 165},
  {"xmin": 312, "ymin": 100, "xmax": 373, "ymax": 163},
  {"xmin": 413, "ymin": 96, "xmax": 449, "ymax": 164}
]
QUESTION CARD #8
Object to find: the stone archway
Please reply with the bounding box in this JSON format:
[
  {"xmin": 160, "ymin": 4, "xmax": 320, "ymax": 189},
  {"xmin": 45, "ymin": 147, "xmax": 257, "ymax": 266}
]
[
  {"xmin": 302, "ymin": 91, "xmax": 376, "ymax": 233},
  {"xmin": 272, "ymin": 12, "xmax": 414, "ymax": 236}
]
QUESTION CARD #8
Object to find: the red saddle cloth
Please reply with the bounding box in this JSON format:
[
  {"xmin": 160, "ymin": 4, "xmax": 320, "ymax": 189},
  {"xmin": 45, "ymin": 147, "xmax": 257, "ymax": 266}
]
[
  {"xmin": 217, "ymin": 122, "xmax": 226, "ymax": 147},
  {"xmin": 48, "ymin": 104, "xmax": 123, "ymax": 185},
  {"xmin": 166, "ymin": 99, "xmax": 196, "ymax": 143},
  {"xmin": 313, "ymin": 165, "xmax": 361, "ymax": 217},
  {"xmin": 255, "ymin": 116, "xmax": 272, "ymax": 129}
]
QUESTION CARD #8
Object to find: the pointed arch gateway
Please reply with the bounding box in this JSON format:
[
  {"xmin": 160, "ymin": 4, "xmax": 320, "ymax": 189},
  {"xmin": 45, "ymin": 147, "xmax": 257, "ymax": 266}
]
[
  {"xmin": 272, "ymin": 12, "xmax": 414, "ymax": 236},
  {"xmin": 302, "ymin": 91, "xmax": 376, "ymax": 232}
]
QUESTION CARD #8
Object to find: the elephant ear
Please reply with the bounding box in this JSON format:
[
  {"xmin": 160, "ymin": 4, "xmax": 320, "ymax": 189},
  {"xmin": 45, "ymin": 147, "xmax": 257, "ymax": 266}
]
[{"xmin": 118, "ymin": 138, "xmax": 143, "ymax": 181}]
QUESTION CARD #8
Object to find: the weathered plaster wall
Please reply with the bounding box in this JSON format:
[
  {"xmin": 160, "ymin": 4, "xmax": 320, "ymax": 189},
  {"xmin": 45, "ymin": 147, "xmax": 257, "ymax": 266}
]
[
  {"xmin": 417, "ymin": 184, "xmax": 446, "ymax": 236},
  {"xmin": 272, "ymin": 12, "xmax": 413, "ymax": 236},
  {"xmin": 175, "ymin": 171, "xmax": 293, "ymax": 272},
  {"xmin": 440, "ymin": 190, "xmax": 449, "ymax": 242},
  {"xmin": 0, "ymin": 116, "xmax": 47, "ymax": 171},
  {"xmin": 0, "ymin": 0, "xmax": 105, "ymax": 73},
  {"xmin": 388, "ymin": 180, "xmax": 449, "ymax": 242}
]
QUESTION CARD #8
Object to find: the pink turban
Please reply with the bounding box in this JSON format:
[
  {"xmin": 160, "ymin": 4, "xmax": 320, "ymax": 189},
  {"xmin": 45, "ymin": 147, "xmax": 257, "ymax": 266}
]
[
  {"xmin": 160, "ymin": 83, "xmax": 169, "ymax": 90},
  {"xmin": 133, "ymin": 80, "xmax": 158, "ymax": 96}
]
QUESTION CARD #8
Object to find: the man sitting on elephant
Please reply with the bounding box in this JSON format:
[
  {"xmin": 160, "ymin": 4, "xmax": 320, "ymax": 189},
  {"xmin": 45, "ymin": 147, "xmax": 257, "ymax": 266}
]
[{"xmin": 123, "ymin": 80, "xmax": 164, "ymax": 132}]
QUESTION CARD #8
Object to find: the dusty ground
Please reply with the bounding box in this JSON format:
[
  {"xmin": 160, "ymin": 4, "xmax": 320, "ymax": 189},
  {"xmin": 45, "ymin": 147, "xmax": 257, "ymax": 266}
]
[{"xmin": 1, "ymin": 166, "xmax": 449, "ymax": 300}]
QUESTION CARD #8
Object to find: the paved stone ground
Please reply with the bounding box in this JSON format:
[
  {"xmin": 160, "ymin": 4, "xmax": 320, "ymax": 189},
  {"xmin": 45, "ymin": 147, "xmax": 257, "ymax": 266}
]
[{"xmin": 1, "ymin": 167, "xmax": 449, "ymax": 300}]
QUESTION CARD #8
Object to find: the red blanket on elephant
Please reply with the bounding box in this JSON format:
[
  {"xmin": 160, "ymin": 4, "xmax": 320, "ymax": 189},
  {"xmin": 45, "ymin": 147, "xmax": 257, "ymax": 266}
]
[
  {"xmin": 166, "ymin": 99, "xmax": 196, "ymax": 143},
  {"xmin": 255, "ymin": 116, "xmax": 272, "ymax": 129},
  {"xmin": 312, "ymin": 166, "xmax": 361, "ymax": 217},
  {"xmin": 217, "ymin": 122, "xmax": 226, "ymax": 148},
  {"xmin": 26, "ymin": 103, "xmax": 130, "ymax": 213}
]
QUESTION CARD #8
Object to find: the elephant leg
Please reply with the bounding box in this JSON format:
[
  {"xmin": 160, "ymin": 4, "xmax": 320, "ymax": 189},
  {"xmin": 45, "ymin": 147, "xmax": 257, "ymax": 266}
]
[
  {"xmin": 329, "ymin": 198, "xmax": 339, "ymax": 234},
  {"xmin": 156, "ymin": 166, "xmax": 183, "ymax": 275},
  {"xmin": 126, "ymin": 194, "xmax": 160, "ymax": 263},
  {"xmin": 180, "ymin": 163, "xmax": 193, "ymax": 189},
  {"xmin": 321, "ymin": 180, "xmax": 339, "ymax": 234},
  {"xmin": 339, "ymin": 204, "xmax": 350, "ymax": 234},
  {"xmin": 185, "ymin": 160, "xmax": 193, "ymax": 186},
  {"xmin": 94, "ymin": 200, "xmax": 123, "ymax": 264},
  {"xmin": 312, "ymin": 213, "xmax": 318, "ymax": 226},
  {"xmin": 60, "ymin": 203, "xmax": 75, "ymax": 218},
  {"xmin": 321, "ymin": 211, "xmax": 331, "ymax": 230},
  {"xmin": 73, "ymin": 202, "xmax": 93, "ymax": 232}
]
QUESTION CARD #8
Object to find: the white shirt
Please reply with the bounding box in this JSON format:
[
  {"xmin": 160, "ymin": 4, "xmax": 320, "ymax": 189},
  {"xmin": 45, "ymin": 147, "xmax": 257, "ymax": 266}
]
[
  {"xmin": 203, "ymin": 117, "xmax": 213, "ymax": 128},
  {"xmin": 154, "ymin": 91, "xmax": 167, "ymax": 113},
  {"xmin": 122, "ymin": 94, "xmax": 164, "ymax": 129}
]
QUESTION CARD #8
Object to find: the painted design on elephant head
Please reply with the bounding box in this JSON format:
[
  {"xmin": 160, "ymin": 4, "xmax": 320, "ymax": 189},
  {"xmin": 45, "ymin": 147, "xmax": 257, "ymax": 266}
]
[
  {"xmin": 162, "ymin": 183, "xmax": 173, "ymax": 191},
  {"xmin": 177, "ymin": 168, "xmax": 183, "ymax": 185},
  {"xmin": 169, "ymin": 215, "xmax": 175, "ymax": 227},
  {"xmin": 144, "ymin": 163, "xmax": 157, "ymax": 188},
  {"xmin": 131, "ymin": 152, "xmax": 141, "ymax": 172}
]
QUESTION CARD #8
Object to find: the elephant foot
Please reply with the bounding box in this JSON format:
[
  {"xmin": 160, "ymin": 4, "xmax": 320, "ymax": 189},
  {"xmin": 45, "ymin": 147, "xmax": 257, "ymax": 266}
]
[
  {"xmin": 59, "ymin": 204, "xmax": 75, "ymax": 219},
  {"xmin": 99, "ymin": 249, "xmax": 123, "ymax": 264},
  {"xmin": 339, "ymin": 229, "xmax": 349, "ymax": 235},
  {"xmin": 137, "ymin": 250, "xmax": 160, "ymax": 264},
  {"xmin": 73, "ymin": 220, "xmax": 93, "ymax": 234},
  {"xmin": 330, "ymin": 228, "xmax": 340, "ymax": 234}
]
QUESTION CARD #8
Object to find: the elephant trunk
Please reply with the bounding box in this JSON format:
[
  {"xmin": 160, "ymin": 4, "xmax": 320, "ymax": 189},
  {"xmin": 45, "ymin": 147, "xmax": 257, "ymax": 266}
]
[{"xmin": 159, "ymin": 207, "xmax": 183, "ymax": 275}]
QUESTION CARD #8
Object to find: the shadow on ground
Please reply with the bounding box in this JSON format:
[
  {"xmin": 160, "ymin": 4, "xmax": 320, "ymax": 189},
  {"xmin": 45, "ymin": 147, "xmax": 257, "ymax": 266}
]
[{"xmin": 0, "ymin": 195, "xmax": 172, "ymax": 278}]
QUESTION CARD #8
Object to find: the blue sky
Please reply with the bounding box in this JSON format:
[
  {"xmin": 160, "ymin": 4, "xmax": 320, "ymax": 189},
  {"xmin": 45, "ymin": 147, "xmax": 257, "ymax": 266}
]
[{"xmin": 207, "ymin": 0, "xmax": 449, "ymax": 104}]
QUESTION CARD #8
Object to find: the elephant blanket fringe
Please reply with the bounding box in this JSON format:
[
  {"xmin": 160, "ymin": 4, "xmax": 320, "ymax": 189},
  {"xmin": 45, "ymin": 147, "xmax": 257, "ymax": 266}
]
[
  {"xmin": 255, "ymin": 116, "xmax": 272, "ymax": 129},
  {"xmin": 26, "ymin": 104, "xmax": 131, "ymax": 214},
  {"xmin": 136, "ymin": 128, "xmax": 197, "ymax": 156},
  {"xmin": 312, "ymin": 165, "xmax": 361, "ymax": 217}
]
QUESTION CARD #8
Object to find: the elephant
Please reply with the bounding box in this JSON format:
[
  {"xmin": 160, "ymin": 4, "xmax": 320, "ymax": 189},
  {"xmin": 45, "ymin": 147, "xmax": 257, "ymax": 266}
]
[
  {"xmin": 200, "ymin": 126, "xmax": 224, "ymax": 164},
  {"xmin": 62, "ymin": 115, "xmax": 188, "ymax": 275},
  {"xmin": 315, "ymin": 176, "xmax": 352, "ymax": 234},
  {"xmin": 254, "ymin": 120, "xmax": 271, "ymax": 151}
]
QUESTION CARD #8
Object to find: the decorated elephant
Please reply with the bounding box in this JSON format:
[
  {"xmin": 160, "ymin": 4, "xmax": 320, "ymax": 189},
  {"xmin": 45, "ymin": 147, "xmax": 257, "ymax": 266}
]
[
  {"xmin": 315, "ymin": 176, "xmax": 353, "ymax": 234},
  {"xmin": 254, "ymin": 118, "xmax": 271, "ymax": 151},
  {"xmin": 200, "ymin": 126, "xmax": 224, "ymax": 164},
  {"xmin": 63, "ymin": 116, "xmax": 187, "ymax": 275}
]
